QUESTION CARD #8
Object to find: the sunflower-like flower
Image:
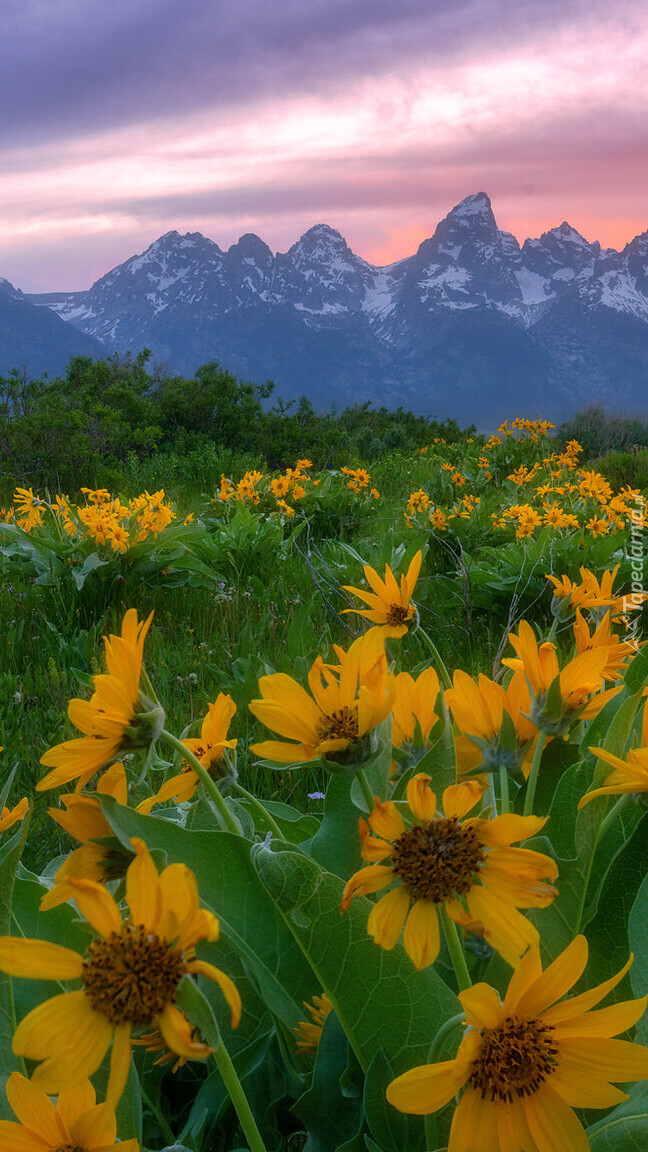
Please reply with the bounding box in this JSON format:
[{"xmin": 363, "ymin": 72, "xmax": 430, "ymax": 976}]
[
  {"xmin": 578, "ymin": 743, "xmax": 648, "ymax": 808},
  {"xmin": 445, "ymin": 669, "xmax": 539, "ymax": 778},
  {"xmin": 386, "ymin": 935, "xmax": 648, "ymax": 1152},
  {"xmin": 0, "ymin": 839, "xmax": 240, "ymax": 1105},
  {"xmin": 42, "ymin": 763, "xmax": 134, "ymax": 909},
  {"xmin": 138, "ymin": 694, "xmax": 237, "ymax": 813},
  {"xmin": 546, "ymin": 565, "xmax": 647, "ymax": 622},
  {"xmin": 340, "ymin": 775, "xmax": 558, "ymax": 970},
  {"xmin": 294, "ymin": 992, "xmax": 334, "ymax": 1054},
  {"xmin": 250, "ymin": 631, "xmax": 394, "ymax": 768},
  {"xmin": 392, "ymin": 667, "xmax": 440, "ymax": 748},
  {"xmin": 573, "ymin": 607, "xmax": 639, "ymax": 680},
  {"xmin": 38, "ymin": 609, "xmax": 163, "ymax": 791},
  {"xmin": 0, "ymin": 795, "xmax": 29, "ymax": 834},
  {"xmin": 502, "ymin": 620, "xmax": 614, "ymax": 735},
  {"xmin": 0, "ymin": 1072, "xmax": 139, "ymax": 1152},
  {"xmin": 341, "ymin": 550, "xmax": 422, "ymax": 637}
]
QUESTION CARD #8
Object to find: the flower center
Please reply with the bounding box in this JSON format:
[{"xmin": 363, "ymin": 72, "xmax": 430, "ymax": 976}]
[
  {"xmin": 390, "ymin": 816, "xmax": 485, "ymax": 901},
  {"xmin": 82, "ymin": 923, "xmax": 186, "ymax": 1025},
  {"xmin": 317, "ymin": 706, "xmax": 359, "ymax": 743},
  {"xmin": 468, "ymin": 1015, "xmax": 558, "ymax": 1101},
  {"xmin": 386, "ymin": 603, "xmax": 410, "ymax": 627},
  {"xmin": 54, "ymin": 1146, "xmax": 87, "ymax": 1152}
]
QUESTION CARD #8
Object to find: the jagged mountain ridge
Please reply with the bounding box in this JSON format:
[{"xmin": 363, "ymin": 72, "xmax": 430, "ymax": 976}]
[{"xmin": 15, "ymin": 192, "xmax": 648, "ymax": 421}]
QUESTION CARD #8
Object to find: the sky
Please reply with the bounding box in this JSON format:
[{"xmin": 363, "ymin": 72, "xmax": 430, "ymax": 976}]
[{"xmin": 1, "ymin": 0, "xmax": 647, "ymax": 292}]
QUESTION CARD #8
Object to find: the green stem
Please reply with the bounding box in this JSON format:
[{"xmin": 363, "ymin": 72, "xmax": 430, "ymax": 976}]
[
  {"xmin": 439, "ymin": 904, "xmax": 472, "ymax": 992},
  {"xmin": 498, "ymin": 759, "xmax": 510, "ymax": 816},
  {"xmin": 356, "ymin": 768, "xmax": 376, "ymax": 813},
  {"xmin": 415, "ymin": 626, "xmax": 453, "ymax": 691},
  {"xmin": 427, "ymin": 1011, "xmax": 465, "ymax": 1063},
  {"xmin": 523, "ymin": 729, "xmax": 547, "ymax": 818},
  {"xmin": 138, "ymin": 1084, "xmax": 176, "ymax": 1145},
  {"xmin": 233, "ymin": 783, "xmax": 286, "ymax": 840},
  {"xmin": 178, "ymin": 979, "xmax": 268, "ymax": 1152},
  {"xmin": 598, "ymin": 793, "xmax": 631, "ymax": 841},
  {"xmin": 160, "ymin": 729, "xmax": 242, "ymax": 837}
]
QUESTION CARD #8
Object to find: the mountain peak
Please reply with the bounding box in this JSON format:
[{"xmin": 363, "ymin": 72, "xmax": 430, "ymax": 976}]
[{"xmin": 452, "ymin": 192, "xmax": 493, "ymax": 219}]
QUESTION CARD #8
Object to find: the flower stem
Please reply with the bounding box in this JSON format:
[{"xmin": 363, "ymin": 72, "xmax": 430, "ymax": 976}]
[
  {"xmin": 356, "ymin": 768, "xmax": 376, "ymax": 813},
  {"xmin": 233, "ymin": 783, "xmax": 286, "ymax": 840},
  {"xmin": 439, "ymin": 904, "xmax": 471, "ymax": 992},
  {"xmin": 178, "ymin": 979, "xmax": 267, "ymax": 1152},
  {"xmin": 522, "ymin": 730, "xmax": 547, "ymax": 817},
  {"xmin": 160, "ymin": 729, "xmax": 242, "ymax": 837},
  {"xmin": 415, "ymin": 626, "xmax": 453, "ymax": 691},
  {"xmin": 498, "ymin": 759, "xmax": 510, "ymax": 816}
]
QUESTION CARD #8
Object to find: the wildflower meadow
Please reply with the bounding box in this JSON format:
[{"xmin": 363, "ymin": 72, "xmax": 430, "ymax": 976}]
[{"xmin": 1, "ymin": 416, "xmax": 648, "ymax": 1152}]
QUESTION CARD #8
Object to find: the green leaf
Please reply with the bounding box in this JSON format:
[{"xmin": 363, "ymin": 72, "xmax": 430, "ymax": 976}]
[
  {"xmin": 253, "ymin": 842, "xmax": 459, "ymax": 1077},
  {"xmin": 292, "ymin": 1013, "xmax": 364, "ymax": 1152},
  {"xmin": 587, "ymin": 1083, "xmax": 648, "ymax": 1151},
  {"xmin": 70, "ymin": 551, "xmax": 109, "ymax": 590},
  {"xmin": 305, "ymin": 775, "xmax": 364, "ymax": 881},
  {"xmin": 584, "ymin": 812, "xmax": 648, "ymax": 994},
  {"xmin": 628, "ymin": 868, "xmax": 648, "ymax": 1044},
  {"xmin": 363, "ymin": 1049, "xmax": 422, "ymax": 1152}
]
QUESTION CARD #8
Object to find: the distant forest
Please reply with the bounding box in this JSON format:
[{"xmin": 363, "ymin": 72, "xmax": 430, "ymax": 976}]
[{"xmin": 1, "ymin": 351, "xmax": 647, "ymax": 499}]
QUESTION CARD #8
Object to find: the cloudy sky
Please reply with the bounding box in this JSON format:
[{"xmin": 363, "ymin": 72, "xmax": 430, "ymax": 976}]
[{"xmin": 1, "ymin": 0, "xmax": 647, "ymax": 291}]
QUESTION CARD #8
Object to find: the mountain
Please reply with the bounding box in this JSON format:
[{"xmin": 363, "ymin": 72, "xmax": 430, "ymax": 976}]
[
  {"xmin": 0, "ymin": 279, "xmax": 104, "ymax": 378},
  {"xmin": 14, "ymin": 192, "xmax": 648, "ymax": 423}
]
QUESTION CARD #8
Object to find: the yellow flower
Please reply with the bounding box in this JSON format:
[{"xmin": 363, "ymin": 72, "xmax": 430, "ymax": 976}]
[
  {"xmin": 445, "ymin": 669, "xmax": 539, "ymax": 778},
  {"xmin": 0, "ymin": 1072, "xmax": 139, "ymax": 1152},
  {"xmin": 0, "ymin": 839, "xmax": 240, "ymax": 1105},
  {"xmin": 573, "ymin": 607, "xmax": 638, "ymax": 680},
  {"xmin": 0, "ymin": 796, "xmax": 29, "ymax": 834},
  {"xmin": 392, "ymin": 667, "xmax": 440, "ymax": 747},
  {"xmin": 386, "ymin": 936, "xmax": 648, "ymax": 1152},
  {"xmin": 294, "ymin": 992, "xmax": 334, "ymax": 1054},
  {"xmin": 42, "ymin": 763, "xmax": 133, "ymax": 908},
  {"xmin": 502, "ymin": 621, "xmax": 611, "ymax": 734},
  {"xmin": 250, "ymin": 631, "xmax": 394, "ymax": 766},
  {"xmin": 38, "ymin": 609, "xmax": 161, "ymax": 791},
  {"xmin": 341, "ymin": 550, "xmax": 422, "ymax": 637},
  {"xmin": 340, "ymin": 775, "xmax": 557, "ymax": 970},
  {"xmin": 138, "ymin": 694, "xmax": 237, "ymax": 812},
  {"xmin": 579, "ymin": 744, "xmax": 648, "ymax": 808}
]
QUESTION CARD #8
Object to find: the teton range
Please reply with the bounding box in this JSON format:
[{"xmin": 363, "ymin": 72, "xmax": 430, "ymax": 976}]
[{"xmin": 2, "ymin": 193, "xmax": 648, "ymax": 424}]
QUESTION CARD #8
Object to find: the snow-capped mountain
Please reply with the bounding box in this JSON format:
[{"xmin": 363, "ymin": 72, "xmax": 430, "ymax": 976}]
[{"xmin": 15, "ymin": 192, "xmax": 648, "ymax": 422}]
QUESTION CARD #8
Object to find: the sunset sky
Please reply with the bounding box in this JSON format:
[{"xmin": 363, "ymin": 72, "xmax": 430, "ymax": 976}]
[{"xmin": 1, "ymin": 0, "xmax": 647, "ymax": 292}]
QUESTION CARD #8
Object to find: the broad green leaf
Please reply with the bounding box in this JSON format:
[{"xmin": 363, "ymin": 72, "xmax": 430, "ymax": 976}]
[
  {"xmin": 305, "ymin": 775, "xmax": 364, "ymax": 881},
  {"xmin": 253, "ymin": 842, "xmax": 459, "ymax": 1077},
  {"xmin": 587, "ymin": 1083, "xmax": 648, "ymax": 1151},
  {"xmin": 628, "ymin": 868, "xmax": 648, "ymax": 1044},
  {"xmin": 584, "ymin": 812, "xmax": 648, "ymax": 994},
  {"xmin": 292, "ymin": 1013, "xmax": 364, "ymax": 1152},
  {"xmin": 363, "ymin": 1049, "xmax": 421, "ymax": 1152}
]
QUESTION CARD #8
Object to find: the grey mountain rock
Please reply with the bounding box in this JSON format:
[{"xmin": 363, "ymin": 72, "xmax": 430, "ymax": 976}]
[{"xmin": 10, "ymin": 192, "xmax": 648, "ymax": 423}]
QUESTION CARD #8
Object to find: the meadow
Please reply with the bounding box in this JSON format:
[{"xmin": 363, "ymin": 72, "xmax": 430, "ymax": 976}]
[{"xmin": 1, "ymin": 414, "xmax": 648, "ymax": 1152}]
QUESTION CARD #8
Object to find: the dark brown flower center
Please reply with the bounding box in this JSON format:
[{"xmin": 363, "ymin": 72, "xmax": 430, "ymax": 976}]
[
  {"xmin": 386, "ymin": 603, "xmax": 410, "ymax": 627},
  {"xmin": 390, "ymin": 816, "xmax": 485, "ymax": 901},
  {"xmin": 82, "ymin": 923, "xmax": 186, "ymax": 1024},
  {"xmin": 468, "ymin": 1015, "xmax": 558, "ymax": 1101},
  {"xmin": 317, "ymin": 706, "xmax": 359, "ymax": 743}
]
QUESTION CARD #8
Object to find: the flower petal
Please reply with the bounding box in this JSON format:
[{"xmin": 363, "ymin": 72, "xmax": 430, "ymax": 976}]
[
  {"xmin": 157, "ymin": 1001, "xmax": 211, "ymax": 1059},
  {"xmin": 65, "ymin": 878, "xmax": 122, "ymax": 937},
  {"xmin": 386, "ymin": 1046, "xmax": 474, "ymax": 1116},
  {"xmin": 0, "ymin": 1122, "xmax": 51, "ymax": 1151},
  {"xmin": 449, "ymin": 1086, "xmax": 500, "ymax": 1152},
  {"xmin": 126, "ymin": 838, "xmax": 161, "ymax": 929},
  {"xmin": 459, "ymin": 983, "xmax": 504, "ymax": 1031},
  {"xmin": 0, "ymin": 938, "xmax": 83, "ymax": 980},
  {"xmin": 402, "ymin": 900, "xmax": 440, "ymax": 970},
  {"xmin": 105, "ymin": 1021, "xmax": 132, "ymax": 1109},
  {"xmin": 56, "ymin": 1080, "xmax": 96, "ymax": 1131},
  {"xmin": 514, "ymin": 935, "xmax": 588, "ymax": 1017},
  {"xmin": 367, "ymin": 886, "xmax": 410, "ymax": 950},
  {"xmin": 340, "ymin": 865, "xmax": 394, "ymax": 910},
  {"xmin": 406, "ymin": 775, "xmax": 436, "ymax": 822},
  {"xmin": 69, "ymin": 1103, "xmax": 117, "ymax": 1151},
  {"xmin": 188, "ymin": 960, "xmax": 242, "ymax": 1028},
  {"xmin": 524, "ymin": 1085, "xmax": 589, "ymax": 1152},
  {"xmin": 5, "ymin": 1073, "xmax": 66, "ymax": 1145}
]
